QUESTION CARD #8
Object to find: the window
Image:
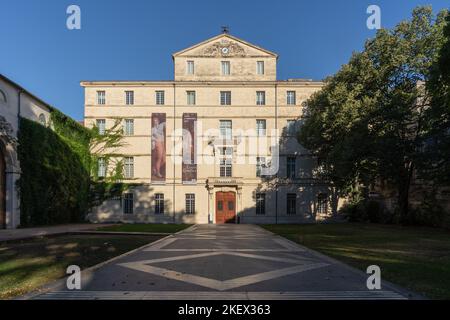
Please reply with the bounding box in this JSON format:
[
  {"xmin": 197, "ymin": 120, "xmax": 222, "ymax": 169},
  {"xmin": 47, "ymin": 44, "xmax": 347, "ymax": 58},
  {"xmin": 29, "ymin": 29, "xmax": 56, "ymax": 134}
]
[
  {"xmin": 287, "ymin": 91, "xmax": 296, "ymax": 105},
  {"xmin": 219, "ymin": 120, "xmax": 232, "ymax": 140},
  {"xmin": 155, "ymin": 193, "xmax": 164, "ymax": 214},
  {"xmin": 97, "ymin": 91, "xmax": 106, "ymax": 105},
  {"xmin": 96, "ymin": 119, "xmax": 106, "ymax": 135},
  {"xmin": 220, "ymin": 158, "xmax": 232, "ymax": 177},
  {"xmin": 257, "ymin": 61, "xmax": 265, "ymax": 75},
  {"xmin": 256, "ymin": 119, "xmax": 266, "ymax": 136},
  {"xmin": 221, "ymin": 61, "xmax": 230, "ymax": 75},
  {"xmin": 287, "ymin": 156, "xmax": 296, "ymax": 179},
  {"xmin": 124, "ymin": 157, "xmax": 134, "ymax": 178},
  {"xmin": 187, "ymin": 91, "xmax": 196, "ymax": 105},
  {"xmin": 38, "ymin": 114, "xmax": 46, "ymax": 126},
  {"xmin": 287, "ymin": 120, "xmax": 296, "ymax": 135},
  {"xmin": 287, "ymin": 193, "xmax": 296, "ymax": 215},
  {"xmin": 185, "ymin": 194, "xmax": 195, "ymax": 215},
  {"xmin": 256, "ymin": 91, "xmax": 266, "ymax": 105},
  {"xmin": 317, "ymin": 193, "xmax": 328, "ymax": 214},
  {"xmin": 98, "ymin": 158, "xmax": 106, "ymax": 178},
  {"xmin": 124, "ymin": 119, "xmax": 134, "ymax": 135},
  {"xmin": 125, "ymin": 91, "xmax": 134, "ymax": 105},
  {"xmin": 187, "ymin": 61, "xmax": 195, "ymax": 75},
  {"xmin": 123, "ymin": 193, "xmax": 134, "ymax": 214},
  {"xmin": 156, "ymin": 91, "xmax": 165, "ymax": 105},
  {"xmin": 256, "ymin": 157, "xmax": 266, "ymax": 177},
  {"xmin": 220, "ymin": 91, "xmax": 231, "ymax": 105},
  {"xmin": 256, "ymin": 193, "xmax": 266, "ymax": 215}
]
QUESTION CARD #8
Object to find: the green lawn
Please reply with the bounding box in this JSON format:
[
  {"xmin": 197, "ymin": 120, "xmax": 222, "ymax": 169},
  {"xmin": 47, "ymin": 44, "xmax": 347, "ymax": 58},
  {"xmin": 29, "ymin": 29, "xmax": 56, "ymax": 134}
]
[
  {"xmin": 0, "ymin": 234, "xmax": 162, "ymax": 299},
  {"xmin": 262, "ymin": 223, "xmax": 450, "ymax": 300},
  {"xmin": 97, "ymin": 223, "xmax": 192, "ymax": 234}
]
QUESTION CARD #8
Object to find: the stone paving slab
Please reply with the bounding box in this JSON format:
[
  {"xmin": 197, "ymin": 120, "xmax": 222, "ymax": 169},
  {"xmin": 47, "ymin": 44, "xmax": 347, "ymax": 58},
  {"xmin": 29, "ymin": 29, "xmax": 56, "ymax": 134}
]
[
  {"xmin": 0, "ymin": 223, "xmax": 116, "ymax": 242},
  {"xmin": 34, "ymin": 224, "xmax": 416, "ymax": 300}
]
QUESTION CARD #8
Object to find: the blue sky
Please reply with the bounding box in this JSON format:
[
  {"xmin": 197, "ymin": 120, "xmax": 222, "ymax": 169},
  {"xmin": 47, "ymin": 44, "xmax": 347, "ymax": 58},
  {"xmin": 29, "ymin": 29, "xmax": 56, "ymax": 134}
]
[{"xmin": 1, "ymin": 0, "xmax": 448, "ymax": 120}]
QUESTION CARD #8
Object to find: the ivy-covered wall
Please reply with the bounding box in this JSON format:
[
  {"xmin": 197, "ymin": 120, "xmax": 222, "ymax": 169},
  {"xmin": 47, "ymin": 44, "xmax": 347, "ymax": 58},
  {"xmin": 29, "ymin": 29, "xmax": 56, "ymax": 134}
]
[{"xmin": 17, "ymin": 112, "xmax": 92, "ymax": 226}]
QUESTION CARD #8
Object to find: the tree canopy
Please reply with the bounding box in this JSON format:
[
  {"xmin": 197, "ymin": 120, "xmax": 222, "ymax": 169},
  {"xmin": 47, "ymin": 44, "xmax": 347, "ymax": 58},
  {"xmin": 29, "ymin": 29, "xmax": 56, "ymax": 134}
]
[{"xmin": 298, "ymin": 7, "xmax": 449, "ymax": 223}]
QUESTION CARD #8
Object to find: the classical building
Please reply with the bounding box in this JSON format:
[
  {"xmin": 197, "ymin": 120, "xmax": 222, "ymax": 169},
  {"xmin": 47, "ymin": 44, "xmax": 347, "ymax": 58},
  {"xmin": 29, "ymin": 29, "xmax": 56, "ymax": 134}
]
[
  {"xmin": 83, "ymin": 33, "xmax": 340, "ymax": 224},
  {"xmin": 0, "ymin": 74, "xmax": 52, "ymax": 229}
]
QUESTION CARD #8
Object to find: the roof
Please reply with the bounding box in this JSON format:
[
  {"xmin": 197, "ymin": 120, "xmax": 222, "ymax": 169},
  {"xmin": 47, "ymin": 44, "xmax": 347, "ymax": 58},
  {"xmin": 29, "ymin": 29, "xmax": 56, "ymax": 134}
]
[
  {"xmin": 172, "ymin": 33, "xmax": 278, "ymax": 59},
  {"xmin": 0, "ymin": 73, "xmax": 81, "ymax": 122},
  {"xmin": 0, "ymin": 73, "xmax": 54, "ymax": 112}
]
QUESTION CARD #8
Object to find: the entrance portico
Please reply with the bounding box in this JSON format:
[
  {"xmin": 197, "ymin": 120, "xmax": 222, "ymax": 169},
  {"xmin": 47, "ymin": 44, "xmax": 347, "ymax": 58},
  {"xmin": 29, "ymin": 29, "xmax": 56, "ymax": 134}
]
[{"xmin": 206, "ymin": 177, "xmax": 243, "ymax": 224}]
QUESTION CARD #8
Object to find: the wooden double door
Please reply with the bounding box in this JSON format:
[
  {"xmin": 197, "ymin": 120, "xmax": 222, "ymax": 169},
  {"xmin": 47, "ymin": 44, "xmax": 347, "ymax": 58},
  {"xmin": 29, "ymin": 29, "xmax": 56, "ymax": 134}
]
[{"xmin": 215, "ymin": 192, "xmax": 236, "ymax": 224}]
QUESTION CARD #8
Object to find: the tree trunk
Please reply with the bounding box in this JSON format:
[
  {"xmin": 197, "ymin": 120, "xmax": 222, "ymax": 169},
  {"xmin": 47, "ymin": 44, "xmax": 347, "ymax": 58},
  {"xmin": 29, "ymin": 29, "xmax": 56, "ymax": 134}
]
[{"xmin": 398, "ymin": 162, "xmax": 414, "ymax": 224}]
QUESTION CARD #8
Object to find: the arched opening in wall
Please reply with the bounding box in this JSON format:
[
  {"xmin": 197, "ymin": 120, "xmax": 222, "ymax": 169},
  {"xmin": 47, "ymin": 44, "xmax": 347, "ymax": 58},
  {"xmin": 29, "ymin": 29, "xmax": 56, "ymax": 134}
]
[
  {"xmin": 0, "ymin": 146, "xmax": 6, "ymax": 229},
  {"xmin": 39, "ymin": 114, "xmax": 46, "ymax": 126}
]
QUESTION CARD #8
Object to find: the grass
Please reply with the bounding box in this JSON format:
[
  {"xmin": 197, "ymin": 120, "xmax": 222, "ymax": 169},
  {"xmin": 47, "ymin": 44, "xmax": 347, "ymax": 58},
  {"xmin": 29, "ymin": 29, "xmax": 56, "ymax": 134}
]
[
  {"xmin": 97, "ymin": 223, "xmax": 192, "ymax": 234},
  {"xmin": 262, "ymin": 223, "xmax": 450, "ymax": 300},
  {"xmin": 0, "ymin": 234, "xmax": 162, "ymax": 299}
]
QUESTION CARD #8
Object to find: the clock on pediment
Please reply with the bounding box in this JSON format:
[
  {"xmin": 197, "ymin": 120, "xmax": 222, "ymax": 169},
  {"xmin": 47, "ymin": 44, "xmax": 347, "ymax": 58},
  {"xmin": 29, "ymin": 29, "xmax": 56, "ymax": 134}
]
[{"xmin": 203, "ymin": 40, "xmax": 246, "ymax": 57}]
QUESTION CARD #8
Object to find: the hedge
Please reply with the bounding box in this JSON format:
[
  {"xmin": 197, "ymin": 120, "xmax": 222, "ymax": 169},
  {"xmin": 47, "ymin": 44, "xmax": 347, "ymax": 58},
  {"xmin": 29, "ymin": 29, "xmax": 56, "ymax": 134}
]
[{"xmin": 17, "ymin": 114, "xmax": 92, "ymax": 226}]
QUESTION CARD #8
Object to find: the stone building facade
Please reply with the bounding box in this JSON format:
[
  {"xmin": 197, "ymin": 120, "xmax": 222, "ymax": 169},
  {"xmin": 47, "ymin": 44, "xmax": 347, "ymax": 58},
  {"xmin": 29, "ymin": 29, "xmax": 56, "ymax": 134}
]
[
  {"xmin": 0, "ymin": 74, "xmax": 52, "ymax": 229},
  {"xmin": 83, "ymin": 33, "xmax": 341, "ymax": 224}
]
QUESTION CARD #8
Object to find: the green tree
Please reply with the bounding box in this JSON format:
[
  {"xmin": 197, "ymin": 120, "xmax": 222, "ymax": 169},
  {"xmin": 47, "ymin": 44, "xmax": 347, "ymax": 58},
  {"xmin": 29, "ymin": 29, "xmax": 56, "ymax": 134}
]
[
  {"xmin": 421, "ymin": 12, "xmax": 450, "ymax": 185},
  {"xmin": 299, "ymin": 7, "xmax": 448, "ymax": 223}
]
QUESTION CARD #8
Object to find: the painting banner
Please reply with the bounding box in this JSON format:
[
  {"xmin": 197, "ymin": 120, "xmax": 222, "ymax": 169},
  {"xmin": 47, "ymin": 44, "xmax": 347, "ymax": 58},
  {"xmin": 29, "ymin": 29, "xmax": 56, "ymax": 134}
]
[
  {"xmin": 151, "ymin": 113, "xmax": 166, "ymax": 182},
  {"xmin": 182, "ymin": 113, "xmax": 197, "ymax": 183}
]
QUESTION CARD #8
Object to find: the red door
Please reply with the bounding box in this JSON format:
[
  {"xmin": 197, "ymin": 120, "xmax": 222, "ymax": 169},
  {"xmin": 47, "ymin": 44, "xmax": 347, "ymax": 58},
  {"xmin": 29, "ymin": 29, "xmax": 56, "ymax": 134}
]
[
  {"xmin": 0, "ymin": 148, "xmax": 6, "ymax": 229},
  {"xmin": 215, "ymin": 192, "xmax": 236, "ymax": 224}
]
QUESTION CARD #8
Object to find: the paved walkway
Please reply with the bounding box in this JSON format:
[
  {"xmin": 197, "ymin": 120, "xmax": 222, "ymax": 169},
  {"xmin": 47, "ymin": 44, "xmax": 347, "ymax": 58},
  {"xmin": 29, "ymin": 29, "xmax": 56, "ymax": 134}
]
[
  {"xmin": 35, "ymin": 224, "xmax": 413, "ymax": 300},
  {"xmin": 0, "ymin": 224, "xmax": 114, "ymax": 241}
]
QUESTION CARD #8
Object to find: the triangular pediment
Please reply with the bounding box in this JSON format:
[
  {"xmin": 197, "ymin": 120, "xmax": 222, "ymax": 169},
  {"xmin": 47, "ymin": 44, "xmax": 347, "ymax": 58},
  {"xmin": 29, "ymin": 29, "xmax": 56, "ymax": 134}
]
[{"xmin": 172, "ymin": 34, "xmax": 278, "ymax": 58}]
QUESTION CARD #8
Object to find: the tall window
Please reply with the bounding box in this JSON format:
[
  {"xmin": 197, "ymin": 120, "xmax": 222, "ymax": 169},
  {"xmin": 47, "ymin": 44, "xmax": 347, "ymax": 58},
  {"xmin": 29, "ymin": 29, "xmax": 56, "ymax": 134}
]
[
  {"xmin": 221, "ymin": 61, "xmax": 230, "ymax": 75},
  {"xmin": 256, "ymin": 119, "xmax": 266, "ymax": 136},
  {"xmin": 256, "ymin": 91, "xmax": 266, "ymax": 105},
  {"xmin": 256, "ymin": 193, "xmax": 266, "ymax": 215},
  {"xmin": 317, "ymin": 193, "xmax": 328, "ymax": 214},
  {"xmin": 220, "ymin": 91, "xmax": 231, "ymax": 105},
  {"xmin": 156, "ymin": 91, "xmax": 165, "ymax": 105},
  {"xmin": 256, "ymin": 157, "xmax": 266, "ymax": 177},
  {"xmin": 287, "ymin": 120, "xmax": 296, "ymax": 135},
  {"xmin": 187, "ymin": 91, "xmax": 196, "ymax": 105},
  {"xmin": 187, "ymin": 61, "xmax": 195, "ymax": 75},
  {"xmin": 287, "ymin": 156, "xmax": 296, "ymax": 179},
  {"xmin": 220, "ymin": 158, "xmax": 232, "ymax": 177},
  {"xmin": 219, "ymin": 147, "xmax": 233, "ymax": 177},
  {"xmin": 123, "ymin": 193, "xmax": 134, "ymax": 214},
  {"xmin": 98, "ymin": 158, "xmax": 106, "ymax": 178},
  {"xmin": 287, "ymin": 193, "xmax": 296, "ymax": 215},
  {"xmin": 124, "ymin": 119, "xmax": 134, "ymax": 136},
  {"xmin": 185, "ymin": 194, "xmax": 195, "ymax": 215},
  {"xmin": 155, "ymin": 193, "xmax": 164, "ymax": 214},
  {"xmin": 125, "ymin": 91, "xmax": 134, "ymax": 105},
  {"xmin": 97, "ymin": 91, "xmax": 106, "ymax": 105},
  {"xmin": 287, "ymin": 91, "xmax": 296, "ymax": 105},
  {"xmin": 257, "ymin": 61, "xmax": 265, "ymax": 75},
  {"xmin": 124, "ymin": 157, "xmax": 134, "ymax": 178},
  {"xmin": 96, "ymin": 119, "xmax": 106, "ymax": 135},
  {"xmin": 219, "ymin": 120, "xmax": 232, "ymax": 140}
]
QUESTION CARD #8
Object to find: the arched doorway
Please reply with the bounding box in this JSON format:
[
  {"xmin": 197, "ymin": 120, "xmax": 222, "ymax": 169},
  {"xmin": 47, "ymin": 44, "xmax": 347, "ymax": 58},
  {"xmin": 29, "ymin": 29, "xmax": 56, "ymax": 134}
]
[{"xmin": 0, "ymin": 146, "xmax": 6, "ymax": 228}]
